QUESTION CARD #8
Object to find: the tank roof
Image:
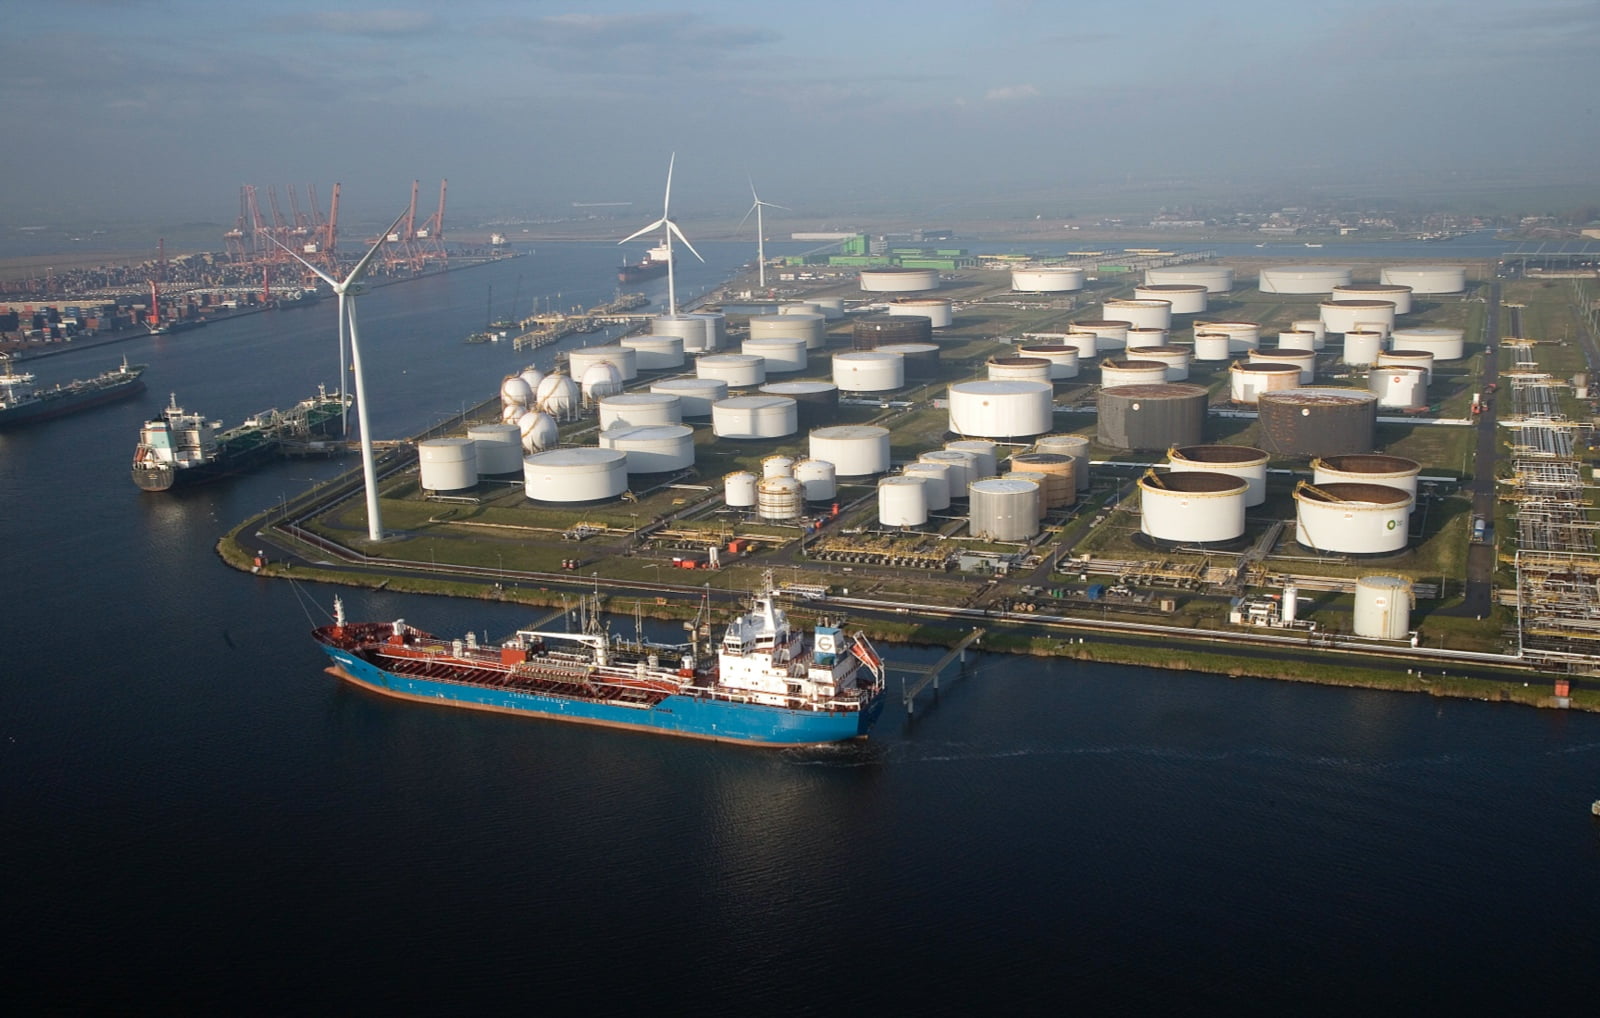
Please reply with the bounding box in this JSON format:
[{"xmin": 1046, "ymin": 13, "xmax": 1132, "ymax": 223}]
[
  {"xmin": 1141, "ymin": 471, "xmax": 1248, "ymax": 494},
  {"xmin": 1171, "ymin": 444, "xmax": 1268, "ymax": 464},
  {"xmin": 1099, "ymin": 383, "xmax": 1208, "ymax": 398},
  {"xmin": 1314, "ymin": 454, "xmax": 1421, "ymax": 473},
  {"xmin": 1296, "ymin": 481, "xmax": 1411, "ymax": 506},
  {"xmin": 1263, "ymin": 387, "xmax": 1377, "ymax": 406}
]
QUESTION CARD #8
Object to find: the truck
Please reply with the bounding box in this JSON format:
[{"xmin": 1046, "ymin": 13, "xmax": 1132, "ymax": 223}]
[{"xmin": 1472, "ymin": 516, "xmax": 1487, "ymax": 543}]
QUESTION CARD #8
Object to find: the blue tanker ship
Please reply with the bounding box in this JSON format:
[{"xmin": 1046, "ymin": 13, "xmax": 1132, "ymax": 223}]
[{"xmin": 312, "ymin": 576, "xmax": 886, "ymax": 746}]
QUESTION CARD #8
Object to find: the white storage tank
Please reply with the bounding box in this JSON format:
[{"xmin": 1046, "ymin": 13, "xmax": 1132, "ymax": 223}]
[
  {"xmin": 878, "ymin": 476, "xmax": 930, "ymax": 527},
  {"xmin": 1389, "ymin": 326, "xmax": 1465, "ymax": 361},
  {"xmin": 1380, "ymin": 265, "xmax": 1467, "ymax": 294},
  {"xmin": 948, "ymin": 380, "xmax": 1055, "ymax": 440},
  {"xmin": 875, "ymin": 343, "xmax": 942, "ymax": 380},
  {"xmin": 1313, "ymin": 454, "xmax": 1422, "ymax": 512},
  {"xmin": 1070, "ymin": 320, "xmax": 1130, "ymax": 348},
  {"xmin": 1134, "ymin": 283, "xmax": 1207, "ymax": 314},
  {"xmin": 946, "ymin": 439, "xmax": 999, "ymax": 481},
  {"xmin": 517, "ymin": 410, "xmax": 559, "ymax": 453},
  {"xmin": 1139, "ymin": 471, "xmax": 1248, "ymax": 544},
  {"xmin": 620, "ymin": 335, "xmax": 686, "ymax": 370},
  {"xmin": 988, "ymin": 355, "xmax": 1054, "ymax": 385},
  {"xmin": 1035, "ymin": 433, "xmax": 1092, "ymax": 492},
  {"xmin": 724, "ymin": 470, "xmax": 758, "ymax": 508},
  {"xmin": 1102, "ymin": 359, "xmax": 1170, "ymax": 388},
  {"xmin": 742, "ymin": 336, "xmax": 808, "ymax": 373},
  {"xmin": 1369, "ymin": 366, "xmax": 1429, "ymax": 410},
  {"xmin": 1135, "ymin": 345, "xmax": 1192, "ymax": 381},
  {"xmin": 762, "ymin": 454, "xmax": 795, "ymax": 479},
  {"xmin": 1060, "ymin": 332, "xmax": 1102, "ymax": 360},
  {"xmin": 598, "ymin": 423, "xmax": 696, "ymax": 473},
  {"xmin": 749, "ymin": 313, "xmax": 826, "ymax": 351},
  {"xmin": 1103, "ymin": 298, "xmax": 1172, "ymax": 331},
  {"xmin": 467, "ymin": 423, "xmax": 523, "ymax": 477},
  {"xmin": 650, "ymin": 377, "xmax": 727, "ymax": 417},
  {"xmin": 780, "ymin": 301, "xmax": 821, "ymax": 316},
  {"xmin": 697, "ymin": 353, "xmax": 767, "ymax": 388},
  {"xmin": 1229, "ymin": 361, "xmax": 1302, "ymax": 404},
  {"xmin": 833, "ymin": 351, "xmax": 905, "ymax": 392},
  {"xmin": 418, "ymin": 437, "xmax": 478, "ymax": 492},
  {"xmin": 919, "ymin": 449, "xmax": 978, "ymax": 498},
  {"xmin": 500, "ymin": 374, "xmax": 533, "ymax": 408},
  {"xmin": 1011, "ymin": 266, "xmax": 1085, "ymax": 292},
  {"xmin": 859, "ymin": 267, "xmax": 940, "ymax": 292},
  {"xmin": 968, "ymin": 478, "xmax": 1041, "ymax": 541},
  {"xmin": 1353, "ymin": 575, "xmax": 1414, "ymax": 639},
  {"xmin": 809, "ymin": 297, "xmax": 845, "ymax": 320},
  {"xmin": 794, "ymin": 458, "xmax": 838, "ymax": 502},
  {"xmin": 1259, "ymin": 265, "xmax": 1353, "ymax": 293},
  {"xmin": 809, "ymin": 425, "xmax": 891, "ymax": 477},
  {"xmin": 1194, "ymin": 320, "xmax": 1261, "ymax": 353},
  {"xmin": 1124, "ymin": 327, "xmax": 1169, "ymax": 351},
  {"xmin": 1278, "ymin": 330, "xmax": 1318, "ymax": 352},
  {"xmin": 569, "ymin": 345, "xmax": 638, "ymax": 381},
  {"xmin": 711, "ymin": 395, "xmax": 797, "ymax": 439},
  {"xmin": 598, "ymin": 392, "xmax": 682, "ymax": 430},
  {"xmin": 1321, "ymin": 300, "xmax": 1397, "ymax": 336},
  {"xmin": 1145, "ymin": 265, "xmax": 1233, "ymax": 293},
  {"xmin": 1250, "ymin": 348, "xmax": 1316, "ymax": 384},
  {"xmin": 1341, "ymin": 329, "xmax": 1386, "ymax": 368},
  {"xmin": 1291, "ymin": 319, "xmax": 1327, "ymax": 350},
  {"xmin": 757, "ymin": 476, "xmax": 805, "ymax": 520},
  {"xmin": 902, "ymin": 462, "xmax": 952, "ymax": 510},
  {"xmin": 1333, "ymin": 283, "xmax": 1413, "ymax": 316},
  {"xmin": 889, "ymin": 297, "xmax": 954, "ymax": 328},
  {"xmin": 580, "ymin": 361, "xmax": 624, "ymax": 403},
  {"xmin": 651, "ymin": 314, "xmax": 714, "ymax": 353},
  {"xmin": 1376, "ymin": 349, "xmax": 1435, "ymax": 384},
  {"xmin": 502, "ymin": 402, "xmax": 525, "ymax": 424},
  {"xmin": 1168, "ymin": 445, "xmax": 1269, "ymax": 507},
  {"xmin": 1293, "ymin": 481, "xmax": 1413, "ymax": 554},
  {"xmin": 1193, "ymin": 333, "xmax": 1233, "ymax": 361},
  {"xmin": 535, "ymin": 373, "xmax": 580, "ymax": 419},
  {"xmin": 523, "ymin": 448, "xmax": 629, "ymax": 503},
  {"xmin": 1015, "ymin": 344, "xmax": 1081, "ymax": 380}
]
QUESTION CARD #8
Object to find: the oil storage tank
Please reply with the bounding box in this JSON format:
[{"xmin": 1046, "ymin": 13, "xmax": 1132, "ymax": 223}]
[
  {"xmin": 945, "ymin": 439, "xmax": 999, "ymax": 481},
  {"xmin": 598, "ymin": 392, "xmax": 682, "ymax": 429},
  {"xmin": 876, "ymin": 343, "xmax": 941, "ymax": 379},
  {"xmin": 1097, "ymin": 383, "xmax": 1208, "ymax": 451},
  {"xmin": 650, "ymin": 377, "xmax": 727, "ymax": 417},
  {"xmin": 1036, "ymin": 434, "xmax": 1092, "ymax": 492},
  {"xmin": 1167, "ymin": 445, "xmax": 1269, "ymax": 507},
  {"xmin": 1124, "ymin": 327, "xmax": 1169, "ymax": 351},
  {"xmin": 833, "ymin": 350, "xmax": 905, "ymax": 392},
  {"xmin": 1103, "ymin": 298, "xmax": 1172, "ymax": 331},
  {"xmin": 1389, "ymin": 326, "xmax": 1465, "ymax": 361},
  {"xmin": 1012, "ymin": 266, "xmax": 1085, "ymax": 292},
  {"xmin": 418, "ymin": 437, "xmax": 478, "ymax": 492},
  {"xmin": 1139, "ymin": 471, "xmax": 1248, "ymax": 544},
  {"xmin": 1259, "ymin": 265, "xmax": 1352, "ymax": 293},
  {"xmin": 598, "ymin": 424, "xmax": 696, "ymax": 473},
  {"xmin": 711, "ymin": 395, "xmax": 797, "ymax": 439},
  {"xmin": 1008, "ymin": 451, "xmax": 1076, "ymax": 508},
  {"xmin": 1353, "ymin": 575, "xmax": 1414, "ymax": 639},
  {"xmin": 523, "ymin": 448, "xmax": 629, "ymax": 503},
  {"xmin": 1101, "ymin": 359, "xmax": 1170, "ymax": 388},
  {"xmin": 620, "ymin": 335, "xmax": 686, "ymax": 370},
  {"xmin": 809, "ymin": 425, "xmax": 890, "ymax": 477},
  {"xmin": 757, "ymin": 476, "xmax": 805, "ymax": 520},
  {"xmin": 1258, "ymin": 388, "xmax": 1377, "ymax": 458},
  {"xmin": 794, "ymin": 458, "xmax": 838, "ymax": 502},
  {"xmin": 859, "ymin": 267, "xmax": 939, "ymax": 292},
  {"xmin": 724, "ymin": 470, "xmax": 758, "ymax": 508},
  {"xmin": 1134, "ymin": 283, "xmax": 1207, "ymax": 314},
  {"xmin": 467, "ymin": 424, "xmax": 524, "ymax": 477},
  {"xmin": 1193, "ymin": 321, "xmax": 1260, "ymax": 353},
  {"xmin": 749, "ymin": 313, "xmax": 826, "ymax": 351},
  {"xmin": 968, "ymin": 478, "xmax": 1041, "ymax": 541},
  {"xmin": 651, "ymin": 314, "xmax": 714, "ymax": 353},
  {"xmin": 888, "ymin": 297, "xmax": 953, "ymax": 328},
  {"xmin": 569, "ymin": 345, "xmax": 638, "ymax": 381},
  {"xmin": 697, "ymin": 353, "xmax": 766, "ymax": 388},
  {"xmin": 1380, "ymin": 265, "xmax": 1467, "ymax": 294},
  {"xmin": 1376, "ymin": 349, "xmax": 1435, "ymax": 384},
  {"xmin": 1321, "ymin": 300, "xmax": 1396, "ymax": 336},
  {"xmin": 1369, "ymin": 366, "xmax": 1429, "ymax": 410},
  {"xmin": 1145, "ymin": 265, "xmax": 1233, "ymax": 293},
  {"xmin": 1014, "ymin": 343, "xmax": 1080, "ymax": 380},
  {"xmin": 1250, "ymin": 348, "xmax": 1316, "ymax": 384},
  {"xmin": 1341, "ymin": 330, "xmax": 1386, "ymax": 368},
  {"xmin": 878, "ymin": 476, "xmax": 930, "ymax": 527},
  {"xmin": 988, "ymin": 355, "xmax": 1054, "ymax": 385},
  {"xmin": 759, "ymin": 380, "xmax": 839, "ymax": 427},
  {"xmin": 1070, "ymin": 320, "xmax": 1130, "ymax": 349},
  {"xmin": 948, "ymin": 380, "xmax": 1054, "ymax": 440},
  {"xmin": 919, "ymin": 449, "xmax": 978, "ymax": 498},
  {"xmin": 741, "ymin": 336, "xmax": 808, "ymax": 373},
  {"xmin": 1293, "ymin": 481, "xmax": 1412, "ymax": 554},
  {"xmin": 1193, "ymin": 333, "xmax": 1233, "ymax": 361},
  {"xmin": 853, "ymin": 314, "xmax": 931, "ymax": 349},
  {"xmin": 903, "ymin": 462, "xmax": 952, "ymax": 510},
  {"xmin": 1332, "ymin": 283, "xmax": 1413, "ymax": 316},
  {"xmin": 1230, "ymin": 361, "xmax": 1303, "ymax": 404},
  {"xmin": 1277, "ymin": 330, "xmax": 1318, "ymax": 352},
  {"xmin": 1313, "ymin": 454, "xmax": 1421, "ymax": 512}
]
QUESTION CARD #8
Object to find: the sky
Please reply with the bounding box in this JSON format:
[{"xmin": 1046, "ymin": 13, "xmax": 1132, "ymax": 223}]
[{"xmin": 3, "ymin": 0, "xmax": 1597, "ymax": 230}]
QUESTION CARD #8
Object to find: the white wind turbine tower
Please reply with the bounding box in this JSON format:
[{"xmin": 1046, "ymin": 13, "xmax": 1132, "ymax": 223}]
[
  {"xmin": 739, "ymin": 177, "xmax": 788, "ymax": 290},
  {"xmin": 619, "ymin": 153, "xmax": 703, "ymax": 317},
  {"xmin": 269, "ymin": 207, "xmax": 409, "ymax": 542}
]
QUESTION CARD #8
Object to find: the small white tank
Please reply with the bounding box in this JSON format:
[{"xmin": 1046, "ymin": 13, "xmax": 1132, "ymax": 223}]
[
  {"xmin": 919, "ymin": 449, "xmax": 978, "ymax": 497},
  {"xmin": 598, "ymin": 392, "xmax": 682, "ymax": 430},
  {"xmin": 1342, "ymin": 330, "xmax": 1386, "ymax": 367},
  {"xmin": 757, "ymin": 476, "xmax": 805, "ymax": 520},
  {"xmin": 724, "ymin": 470, "xmax": 758, "ymax": 507},
  {"xmin": 878, "ymin": 476, "xmax": 930, "ymax": 527},
  {"xmin": 535, "ymin": 373, "xmax": 579, "ymax": 419},
  {"xmin": 945, "ymin": 439, "xmax": 999, "ymax": 481},
  {"xmin": 1124, "ymin": 328, "xmax": 1169, "ymax": 351},
  {"xmin": 1376, "ymin": 349, "xmax": 1435, "ymax": 384},
  {"xmin": 418, "ymin": 437, "xmax": 478, "ymax": 492},
  {"xmin": 763, "ymin": 454, "xmax": 796, "ymax": 479},
  {"xmin": 697, "ymin": 353, "xmax": 767, "ymax": 387},
  {"xmin": 711, "ymin": 395, "xmax": 797, "ymax": 439},
  {"xmin": 833, "ymin": 351, "xmax": 905, "ymax": 392},
  {"xmin": 522, "ymin": 448, "xmax": 629, "ymax": 503},
  {"xmin": 902, "ymin": 462, "xmax": 952, "ymax": 510},
  {"xmin": 810, "ymin": 425, "xmax": 891, "ymax": 477},
  {"xmin": 650, "ymin": 378, "xmax": 727, "ymax": 417},
  {"xmin": 1250, "ymin": 349, "xmax": 1316, "ymax": 384},
  {"xmin": 467, "ymin": 423, "xmax": 523, "ymax": 476},
  {"xmin": 1229, "ymin": 362, "xmax": 1302, "ymax": 404},
  {"xmin": 1103, "ymin": 298, "xmax": 1172, "ymax": 331},
  {"xmin": 1368, "ymin": 366, "xmax": 1429, "ymax": 410},
  {"xmin": 1353, "ymin": 575, "xmax": 1414, "ymax": 639},
  {"xmin": 569, "ymin": 345, "xmax": 638, "ymax": 381},
  {"xmin": 794, "ymin": 458, "xmax": 838, "ymax": 502},
  {"xmin": 1193, "ymin": 333, "xmax": 1233, "ymax": 361},
  {"xmin": 620, "ymin": 335, "xmax": 686, "ymax": 370},
  {"xmin": 1139, "ymin": 470, "xmax": 1247, "ymax": 544},
  {"xmin": 1278, "ymin": 330, "xmax": 1318, "ymax": 352},
  {"xmin": 741, "ymin": 336, "xmax": 808, "ymax": 373},
  {"xmin": 1292, "ymin": 319, "xmax": 1328, "ymax": 349},
  {"xmin": 1101, "ymin": 359, "xmax": 1169, "ymax": 388}
]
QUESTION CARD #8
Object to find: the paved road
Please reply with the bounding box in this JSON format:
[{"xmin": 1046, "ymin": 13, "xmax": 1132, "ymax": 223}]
[{"xmin": 1458, "ymin": 282, "xmax": 1501, "ymax": 618}]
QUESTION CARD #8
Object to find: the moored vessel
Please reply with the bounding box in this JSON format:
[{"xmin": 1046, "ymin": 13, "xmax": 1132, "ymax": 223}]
[
  {"xmin": 0, "ymin": 355, "xmax": 147, "ymax": 427},
  {"xmin": 618, "ymin": 243, "xmax": 672, "ymax": 284},
  {"xmin": 130, "ymin": 386, "xmax": 348, "ymax": 491},
  {"xmin": 312, "ymin": 575, "xmax": 887, "ymax": 746}
]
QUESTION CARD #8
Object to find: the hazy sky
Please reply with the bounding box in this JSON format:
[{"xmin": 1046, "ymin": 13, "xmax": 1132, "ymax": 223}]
[{"xmin": 4, "ymin": 0, "xmax": 1596, "ymax": 227}]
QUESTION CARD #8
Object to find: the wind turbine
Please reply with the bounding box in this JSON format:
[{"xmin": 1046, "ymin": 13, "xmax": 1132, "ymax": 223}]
[
  {"xmin": 738, "ymin": 177, "xmax": 789, "ymax": 290},
  {"xmin": 619, "ymin": 153, "xmax": 703, "ymax": 317},
  {"xmin": 268, "ymin": 207, "xmax": 409, "ymax": 542}
]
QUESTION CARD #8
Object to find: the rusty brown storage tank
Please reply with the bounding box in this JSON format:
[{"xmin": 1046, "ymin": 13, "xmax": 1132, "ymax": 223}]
[
  {"xmin": 1007, "ymin": 451, "xmax": 1077, "ymax": 508},
  {"xmin": 1257, "ymin": 387, "xmax": 1377, "ymax": 459},
  {"xmin": 1097, "ymin": 383, "xmax": 1208, "ymax": 452},
  {"xmin": 852, "ymin": 314, "xmax": 931, "ymax": 349}
]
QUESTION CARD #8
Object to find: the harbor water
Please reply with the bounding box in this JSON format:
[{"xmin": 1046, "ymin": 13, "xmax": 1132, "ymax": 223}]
[{"xmin": 3, "ymin": 242, "xmax": 1598, "ymax": 1013}]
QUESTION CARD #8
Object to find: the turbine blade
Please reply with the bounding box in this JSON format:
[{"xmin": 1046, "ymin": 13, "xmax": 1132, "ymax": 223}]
[
  {"xmin": 667, "ymin": 220, "xmax": 703, "ymax": 262},
  {"xmin": 619, "ymin": 219, "xmax": 666, "ymax": 245},
  {"xmin": 738, "ymin": 202, "xmax": 758, "ymax": 229},
  {"xmin": 347, "ymin": 208, "xmax": 410, "ymax": 285},
  {"xmin": 748, "ymin": 175, "xmax": 759, "ymax": 202},
  {"xmin": 761, "ymin": 201, "xmax": 791, "ymax": 212},
  {"xmin": 265, "ymin": 232, "xmax": 338, "ymax": 287},
  {"xmin": 663, "ymin": 152, "xmax": 676, "ymax": 216}
]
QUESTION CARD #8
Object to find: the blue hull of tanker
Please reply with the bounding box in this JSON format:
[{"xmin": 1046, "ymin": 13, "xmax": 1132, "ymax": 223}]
[{"xmin": 321, "ymin": 646, "xmax": 884, "ymax": 746}]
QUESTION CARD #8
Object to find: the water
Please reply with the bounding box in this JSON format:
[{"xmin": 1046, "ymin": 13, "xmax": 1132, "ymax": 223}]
[{"xmin": 4, "ymin": 243, "xmax": 1599, "ymax": 1013}]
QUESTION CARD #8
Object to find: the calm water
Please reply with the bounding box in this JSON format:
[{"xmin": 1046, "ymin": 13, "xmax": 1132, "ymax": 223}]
[{"xmin": 4, "ymin": 243, "xmax": 1598, "ymax": 1013}]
